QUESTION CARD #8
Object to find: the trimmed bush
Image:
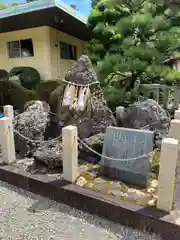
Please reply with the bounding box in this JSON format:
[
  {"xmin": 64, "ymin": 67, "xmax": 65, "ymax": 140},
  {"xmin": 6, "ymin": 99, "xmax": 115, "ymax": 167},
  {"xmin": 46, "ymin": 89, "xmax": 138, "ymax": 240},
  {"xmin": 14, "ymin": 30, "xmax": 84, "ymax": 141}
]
[
  {"xmin": 0, "ymin": 69, "xmax": 9, "ymax": 81},
  {"xmin": 0, "ymin": 80, "xmax": 37, "ymax": 112},
  {"xmin": 9, "ymin": 66, "xmax": 40, "ymax": 90},
  {"xmin": 36, "ymin": 79, "xmax": 61, "ymax": 103},
  {"xmin": 9, "ymin": 67, "xmax": 25, "ymax": 77}
]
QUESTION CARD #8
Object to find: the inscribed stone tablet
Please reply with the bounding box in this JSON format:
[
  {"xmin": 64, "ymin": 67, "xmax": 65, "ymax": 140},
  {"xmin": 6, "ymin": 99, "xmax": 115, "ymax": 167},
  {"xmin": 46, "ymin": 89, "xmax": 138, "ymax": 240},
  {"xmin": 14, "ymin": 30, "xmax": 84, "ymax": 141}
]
[{"xmin": 100, "ymin": 127, "xmax": 154, "ymax": 187}]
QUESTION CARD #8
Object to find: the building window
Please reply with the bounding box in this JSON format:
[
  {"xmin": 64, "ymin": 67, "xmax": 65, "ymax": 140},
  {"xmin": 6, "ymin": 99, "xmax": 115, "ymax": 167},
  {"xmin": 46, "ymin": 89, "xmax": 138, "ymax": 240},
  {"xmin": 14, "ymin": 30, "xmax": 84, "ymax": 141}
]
[
  {"xmin": 60, "ymin": 41, "xmax": 77, "ymax": 60},
  {"xmin": 8, "ymin": 38, "xmax": 34, "ymax": 58}
]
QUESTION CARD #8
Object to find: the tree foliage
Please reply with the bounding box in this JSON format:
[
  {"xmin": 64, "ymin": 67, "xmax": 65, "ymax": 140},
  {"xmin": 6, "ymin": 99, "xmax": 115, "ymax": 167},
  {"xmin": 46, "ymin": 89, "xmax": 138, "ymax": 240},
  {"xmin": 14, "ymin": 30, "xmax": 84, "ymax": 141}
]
[
  {"xmin": 91, "ymin": 0, "xmax": 101, "ymax": 8},
  {"xmin": 88, "ymin": 0, "xmax": 180, "ymax": 107}
]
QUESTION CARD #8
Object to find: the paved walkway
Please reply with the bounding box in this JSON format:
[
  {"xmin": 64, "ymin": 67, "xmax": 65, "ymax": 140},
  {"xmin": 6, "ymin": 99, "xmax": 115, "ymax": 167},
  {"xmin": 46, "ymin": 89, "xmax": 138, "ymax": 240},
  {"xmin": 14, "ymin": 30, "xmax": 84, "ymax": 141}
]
[{"xmin": 0, "ymin": 181, "xmax": 161, "ymax": 240}]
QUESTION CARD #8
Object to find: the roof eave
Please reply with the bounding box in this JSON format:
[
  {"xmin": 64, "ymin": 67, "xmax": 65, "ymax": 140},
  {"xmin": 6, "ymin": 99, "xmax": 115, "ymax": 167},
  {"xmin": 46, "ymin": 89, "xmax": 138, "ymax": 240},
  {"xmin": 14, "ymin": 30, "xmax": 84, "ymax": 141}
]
[{"xmin": 0, "ymin": 0, "xmax": 87, "ymax": 24}]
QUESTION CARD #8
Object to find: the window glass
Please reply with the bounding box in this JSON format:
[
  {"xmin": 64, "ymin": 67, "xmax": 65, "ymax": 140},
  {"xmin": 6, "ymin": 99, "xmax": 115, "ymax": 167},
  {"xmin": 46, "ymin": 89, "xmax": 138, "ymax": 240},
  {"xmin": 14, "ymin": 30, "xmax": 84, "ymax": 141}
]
[
  {"xmin": 60, "ymin": 41, "xmax": 77, "ymax": 60},
  {"xmin": 20, "ymin": 39, "xmax": 34, "ymax": 57},
  {"xmin": 8, "ymin": 41, "xmax": 20, "ymax": 58},
  {"xmin": 8, "ymin": 39, "xmax": 34, "ymax": 58}
]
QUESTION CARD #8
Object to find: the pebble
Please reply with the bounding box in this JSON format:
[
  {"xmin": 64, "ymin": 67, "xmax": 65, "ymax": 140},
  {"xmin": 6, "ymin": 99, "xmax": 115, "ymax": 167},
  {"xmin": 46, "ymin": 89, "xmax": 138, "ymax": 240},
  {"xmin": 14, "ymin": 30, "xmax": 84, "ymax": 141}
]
[
  {"xmin": 127, "ymin": 189, "xmax": 151, "ymax": 204},
  {"xmin": 147, "ymin": 188, "xmax": 156, "ymax": 194},
  {"xmin": 150, "ymin": 180, "xmax": 158, "ymax": 189},
  {"xmin": 148, "ymin": 198, "xmax": 157, "ymax": 207},
  {"xmin": 108, "ymin": 189, "xmax": 128, "ymax": 198},
  {"xmin": 76, "ymin": 176, "xmax": 87, "ymax": 187}
]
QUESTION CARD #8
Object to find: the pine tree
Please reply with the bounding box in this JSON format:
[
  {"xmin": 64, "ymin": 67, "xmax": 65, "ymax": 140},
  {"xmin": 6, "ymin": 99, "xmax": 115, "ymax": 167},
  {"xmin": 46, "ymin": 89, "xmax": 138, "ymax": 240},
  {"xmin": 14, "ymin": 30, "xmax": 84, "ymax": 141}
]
[
  {"xmin": 88, "ymin": 0, "xmax": 180, "ymax": 108},
  {"xmin": 91, "ymin": 0, "xmax": 100, "ymax": 8}
]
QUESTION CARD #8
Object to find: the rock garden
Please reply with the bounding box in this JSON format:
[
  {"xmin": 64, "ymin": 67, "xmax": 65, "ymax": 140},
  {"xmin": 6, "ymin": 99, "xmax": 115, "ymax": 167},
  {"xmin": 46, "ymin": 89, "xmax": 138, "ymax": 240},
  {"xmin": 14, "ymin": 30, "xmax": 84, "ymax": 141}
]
[{"xmin": 3, "ymin": 55, "xmax": 174, "ymax": 210}]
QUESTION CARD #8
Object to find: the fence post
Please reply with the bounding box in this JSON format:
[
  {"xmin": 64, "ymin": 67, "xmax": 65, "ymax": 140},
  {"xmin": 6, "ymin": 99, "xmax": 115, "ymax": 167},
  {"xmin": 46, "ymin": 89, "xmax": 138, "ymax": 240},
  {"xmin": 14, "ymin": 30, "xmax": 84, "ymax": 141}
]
[
  {"xmin": 0, "ymin": 117, "xmax": 16, "ymax": 164},
  {"xmin": 3, "ymin": 105, "xmax": 14, "ymax": 119},
  {"xmin": 62, "ymin": 125, "xmax": 79, "ymax": 183},
  {"xmin": 174, "ymin": 88, "xmax": 180, "ymax": 109},
  {"xmin": 116, "ymin": 106, "xmax": 125, "ymax": 119},
  {"xmin": 156, "ymin": 88, "xmax": 160, "ymax": 103},
  {"xmin": 168, "ymin": 119, "xmax": 180, "ymax": 142},
  {"xmin": 163, "ymin": 88, "xmax": 169, "ymax": 109},
  {"xmin": 174, "ymin": 110, "xmax": 180, "ymax": 120},
  {"xmin": 157, "ymin": 138, "xmax": 178, "ymax": 212}
]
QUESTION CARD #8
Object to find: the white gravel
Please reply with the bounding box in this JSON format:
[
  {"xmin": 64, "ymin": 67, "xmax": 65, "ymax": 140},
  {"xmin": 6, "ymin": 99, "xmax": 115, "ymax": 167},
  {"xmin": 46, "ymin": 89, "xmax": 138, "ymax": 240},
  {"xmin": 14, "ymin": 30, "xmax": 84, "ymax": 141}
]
[{"xmin": 0, "ymin": 181, "xmax": 161, "ymax": 240}]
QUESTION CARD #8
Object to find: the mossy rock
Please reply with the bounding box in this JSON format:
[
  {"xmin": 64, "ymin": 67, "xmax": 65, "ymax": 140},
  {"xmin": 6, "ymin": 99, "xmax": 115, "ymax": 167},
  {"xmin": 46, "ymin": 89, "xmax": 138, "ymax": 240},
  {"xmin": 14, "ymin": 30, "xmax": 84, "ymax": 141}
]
[
  {"xmin": 0, "ymin": 80, "xmax": 37, "ymax": 111},
  {"xmin": 36, "ymin": 79, "xmax": 61, "ymax": 103},
  {"xmin": 0, "ymin": 69, "xmax": 9, "ymax": 81}
]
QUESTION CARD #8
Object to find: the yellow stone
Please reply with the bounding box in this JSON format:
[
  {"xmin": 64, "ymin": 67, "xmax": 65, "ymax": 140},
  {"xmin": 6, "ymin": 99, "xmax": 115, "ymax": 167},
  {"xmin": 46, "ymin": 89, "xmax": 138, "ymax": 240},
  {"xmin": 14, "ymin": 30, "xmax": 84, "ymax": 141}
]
[{"xmin": 76, "ymin": 176, "xmax": 87, "ymax": 187}]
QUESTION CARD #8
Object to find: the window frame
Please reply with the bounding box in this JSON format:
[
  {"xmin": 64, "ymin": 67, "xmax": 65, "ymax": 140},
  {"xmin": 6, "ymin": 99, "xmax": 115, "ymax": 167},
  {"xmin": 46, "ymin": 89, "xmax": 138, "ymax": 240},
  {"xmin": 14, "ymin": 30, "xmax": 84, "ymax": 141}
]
[
  {"xmin": 7, "ymin": 38, "xmax": 34, "ymax": 59},
  {"xmin": 59, "ymin": 41, "xmax": 77, "ymax": 61}
]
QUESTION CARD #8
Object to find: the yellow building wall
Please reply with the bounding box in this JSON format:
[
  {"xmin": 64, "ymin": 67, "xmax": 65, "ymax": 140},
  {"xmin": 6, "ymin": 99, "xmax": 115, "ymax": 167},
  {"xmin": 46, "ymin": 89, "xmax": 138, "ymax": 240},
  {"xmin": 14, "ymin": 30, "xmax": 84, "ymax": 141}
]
[
  {"xmin": 0, "ymin": 26, "xmax": 51, "ymax": 80},
  {"xmin": 0, "ymin": 26, "xmax": 87, "ymax": 81},
  {"xmin": 48, "ymin": 27, "xmax": 87, "ymax": 79}
]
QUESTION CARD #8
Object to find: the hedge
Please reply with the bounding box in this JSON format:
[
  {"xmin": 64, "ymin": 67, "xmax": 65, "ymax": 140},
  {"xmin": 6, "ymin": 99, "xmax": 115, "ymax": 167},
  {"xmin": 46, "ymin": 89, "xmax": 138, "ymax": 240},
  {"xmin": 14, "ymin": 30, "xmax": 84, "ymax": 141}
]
[
  {"xmin": 0, "ymin": 69, "xmax": 9, "ymax": 81},
  {"xmin": 9, "ymin": 66, "xmax": 40, "ymax": 90},
  {"xmin": 36, "ymin": 79, "xmax": 61, "ymax": 103},
  {"xmin": 0, "ymin": 80, "xmax": 37, "ymax": 112}
]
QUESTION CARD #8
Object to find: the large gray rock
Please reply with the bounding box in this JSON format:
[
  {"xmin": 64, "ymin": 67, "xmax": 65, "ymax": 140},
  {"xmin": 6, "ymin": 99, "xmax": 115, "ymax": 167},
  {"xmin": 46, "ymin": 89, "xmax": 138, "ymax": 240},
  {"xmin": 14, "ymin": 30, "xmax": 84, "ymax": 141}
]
[
  {"xmin": 79, "ymin": 133, "xmax": 104, "ymax": 163},
  {"xmin": 50, "ymin": 55, "xmax": 116, "ymax": 139},
  {"xmin": 120, "ymin": 99, "xmax": 170, "ymax": 148},
  {"xmin": 65, "ymin": 54, "xmax": 97, "ymax": 84},
  {"xmin": 13, "ymin": 101, "xmax": 49, "ymax": 157},
  {"xmin": 33, "ymin": 140, "xmax": 62, "ymax": 168}
]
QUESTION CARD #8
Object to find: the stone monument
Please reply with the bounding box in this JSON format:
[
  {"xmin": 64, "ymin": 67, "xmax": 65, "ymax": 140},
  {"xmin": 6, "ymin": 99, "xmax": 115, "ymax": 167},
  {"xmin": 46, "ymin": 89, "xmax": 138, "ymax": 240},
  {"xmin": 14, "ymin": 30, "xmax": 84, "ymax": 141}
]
[
  {"xmin": 13, "ymin": 55, "xmax": 116, "ymax": 168},
  {"xmin": 100, "ymin": 126, "xmax": 154, "ymax": 187},
  {"xmin": 50, "ymin": 55, "xmax": 116, "ymax": 139}
]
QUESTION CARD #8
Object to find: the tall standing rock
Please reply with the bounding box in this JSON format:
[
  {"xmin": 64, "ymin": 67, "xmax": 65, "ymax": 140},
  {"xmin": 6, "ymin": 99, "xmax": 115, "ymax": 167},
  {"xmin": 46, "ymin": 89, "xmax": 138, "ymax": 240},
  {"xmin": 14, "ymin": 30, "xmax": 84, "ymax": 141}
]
[
  {"xmin": 13, "ymin": 101, "xmax": 49, "ymax": 157},
  {"xmin": 50, "ymin": 55, "xmax": 116, "ymax": 139}
]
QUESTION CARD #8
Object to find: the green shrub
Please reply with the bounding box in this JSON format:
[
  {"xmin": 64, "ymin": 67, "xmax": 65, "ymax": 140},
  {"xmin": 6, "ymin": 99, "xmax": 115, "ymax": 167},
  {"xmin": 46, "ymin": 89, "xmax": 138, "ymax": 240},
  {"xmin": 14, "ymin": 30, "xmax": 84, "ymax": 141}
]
[
  {"xmin": 9, "ymin": 67, "xmax": 25, "ymax": 77},
  {"xmin": 0, "ymin": 80, "xmax": 37, "ymax": 111},
  {"xmin": 0, "ymin": 69, "xmax": 9, "ymax": 81},
  {"xmin": 36, "ymin": 79, "xmax": 61, "ymax": 103},
  {"xmin": 9, "ymin": 66, "xmax": 40, "ymax": 90},
  {"xmin": 103, "ymin": 85, "xmax": 140, "ymax": 112}
]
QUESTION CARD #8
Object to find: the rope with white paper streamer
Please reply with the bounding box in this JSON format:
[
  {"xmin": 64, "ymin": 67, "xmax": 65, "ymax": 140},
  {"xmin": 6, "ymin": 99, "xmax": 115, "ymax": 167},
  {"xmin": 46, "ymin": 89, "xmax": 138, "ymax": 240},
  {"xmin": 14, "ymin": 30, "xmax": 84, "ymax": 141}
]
[{"xmin": 58, "ymin": 78, "xmax": 100, "ymax": 87}]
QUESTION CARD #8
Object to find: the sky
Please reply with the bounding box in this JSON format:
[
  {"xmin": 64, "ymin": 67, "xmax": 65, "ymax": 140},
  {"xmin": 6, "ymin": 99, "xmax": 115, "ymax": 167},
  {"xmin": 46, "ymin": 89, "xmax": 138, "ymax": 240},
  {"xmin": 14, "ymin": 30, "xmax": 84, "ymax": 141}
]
[{"xmin": 0, "ymin": 0, "xmax": 91, "ymax": 16}]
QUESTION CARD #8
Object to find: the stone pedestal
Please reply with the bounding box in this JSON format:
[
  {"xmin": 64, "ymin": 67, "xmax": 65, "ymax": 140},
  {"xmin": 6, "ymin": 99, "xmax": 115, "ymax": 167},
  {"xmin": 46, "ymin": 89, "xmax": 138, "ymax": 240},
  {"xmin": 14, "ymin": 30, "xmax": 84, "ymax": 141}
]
[
  {"xmin": 174, "ymin": 110, "xmax": 180, "ymax": 120},
  {"xmin": 0, "ymin": 117, "xmax": 16, "ymax": 164},
  {"xmin": 157, "ymin": 138, "xmax": 178, "ymax": 212},
  {"xmin": 3, "ymin": 105, "xmax": 14, "ymax": 119},
  {"xmin": 168, "ymin": 119, "xmax": 180, "ymax": 143},
  {"xmin": 62, "ymin": 125, "xmax": 78, "ymax": 183},
  {"xmin": 116, "ymin": 106, "xmax": 125, "ymax": 119}
]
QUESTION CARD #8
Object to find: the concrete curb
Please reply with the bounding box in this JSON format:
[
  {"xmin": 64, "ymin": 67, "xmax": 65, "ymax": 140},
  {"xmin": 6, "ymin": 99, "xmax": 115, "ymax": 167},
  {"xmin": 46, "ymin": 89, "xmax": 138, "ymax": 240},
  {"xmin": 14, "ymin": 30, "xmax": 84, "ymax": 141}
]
[{"xmin": 0, "ymin": 165, "xmax": 179, "ymax": 239}]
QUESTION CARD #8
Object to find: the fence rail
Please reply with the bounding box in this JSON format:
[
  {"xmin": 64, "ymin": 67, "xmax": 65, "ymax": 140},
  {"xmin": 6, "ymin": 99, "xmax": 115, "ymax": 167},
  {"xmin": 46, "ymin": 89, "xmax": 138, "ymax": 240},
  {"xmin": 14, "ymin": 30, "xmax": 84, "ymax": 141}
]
[{"xmin": 140, "ymin": 83, "xmax": 180, "ymax": 110}]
